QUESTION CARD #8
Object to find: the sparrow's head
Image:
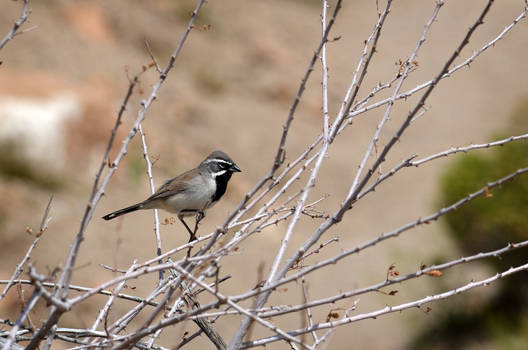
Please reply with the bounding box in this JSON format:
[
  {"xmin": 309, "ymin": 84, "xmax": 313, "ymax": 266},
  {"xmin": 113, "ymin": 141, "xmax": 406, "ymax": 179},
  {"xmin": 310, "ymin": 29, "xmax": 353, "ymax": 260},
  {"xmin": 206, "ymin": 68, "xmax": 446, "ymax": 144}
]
[{"xmin": 200, "ymin": 150, "xmax": 241, "ymax": 177}]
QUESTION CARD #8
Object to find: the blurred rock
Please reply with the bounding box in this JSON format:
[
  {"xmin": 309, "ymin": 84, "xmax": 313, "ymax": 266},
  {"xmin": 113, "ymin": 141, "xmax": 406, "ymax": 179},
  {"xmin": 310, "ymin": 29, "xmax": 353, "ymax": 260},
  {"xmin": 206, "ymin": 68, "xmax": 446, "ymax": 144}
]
[{"xmin": 0, "ymin": 93, "xmax": 81, "ymax": 169}]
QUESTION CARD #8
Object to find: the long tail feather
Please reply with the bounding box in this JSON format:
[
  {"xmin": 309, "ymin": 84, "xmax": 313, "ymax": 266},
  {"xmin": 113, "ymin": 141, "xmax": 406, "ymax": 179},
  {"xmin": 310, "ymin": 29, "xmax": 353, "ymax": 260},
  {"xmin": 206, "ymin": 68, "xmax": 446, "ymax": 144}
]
[{"xmin": 102, "ymin": 203, "xmax": 142, "ymax": 220}]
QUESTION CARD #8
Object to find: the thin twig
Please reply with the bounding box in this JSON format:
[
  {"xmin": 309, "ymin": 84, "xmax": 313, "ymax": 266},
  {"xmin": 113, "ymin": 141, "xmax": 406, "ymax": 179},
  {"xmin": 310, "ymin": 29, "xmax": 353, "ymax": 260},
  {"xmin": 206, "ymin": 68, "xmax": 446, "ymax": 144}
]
[
  {"xmin": 144, "ymin": 40, "xmax": 162, "ymax": 73},
  {"xmin": 0, "ymin": 290, "xmax": 41, "ymax": 350},
  {"xmin": 89, "ymin": 262, "xmax": 138, "ymax": 334},
  {"xmin": 329, "ymin": 0, "xmax": 393, "ymax": 141},
  {"xmin": 138, "ymin": 124, "xmax": 163, "ymax": 281},
  {"xmin": 0, "ymin": 0, "xmax": 31, "ymax": 51},
  {"xmin": 321, "ymin": 0, "xmax": 330, "ymax": 143},
  {"xmin": 253, "ymin": 239, "xmax": 528, "ymax": 320},
  {"xmin": 411, "ymin": 133, "xmax": 528, "ymax": 166},
  {"xmin": 344, "ymin": 2, "xmax": 528, "ymax": 123},
  {"xmin": 24, "ymin": 0, "xmax": 206, "ymax": 343},
  {"xmin": 241, "ymin": 262, "xmax": 528, "ymax": 348},
  {"xmin": 0, "ymin": 196, "xmax": 53, "ymax": 301},
  {"xmin": 227, "ymin": 166, "xmax": 528, "ymax": 305},
  {"xmin": 347, "ymin": 0, "xmax": 442, "ymax": 199},
  {"xmin": 269, "ymin": 2, "xmax": 496, "ymax": 303}
]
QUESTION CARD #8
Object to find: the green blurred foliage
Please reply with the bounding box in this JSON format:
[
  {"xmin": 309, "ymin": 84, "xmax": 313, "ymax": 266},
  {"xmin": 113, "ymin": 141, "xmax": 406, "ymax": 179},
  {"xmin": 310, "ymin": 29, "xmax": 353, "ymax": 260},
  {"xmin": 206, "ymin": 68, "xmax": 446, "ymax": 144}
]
[
  {"xmin": 440, "ymin": 139, "xmax": 528, "ymax": 269},
  {"xmin": 409, "ymin": 99, "xmax": 528, "ymax": 350},
  {"xmin": 0, "ymin": 141, "xmax": 61, "ymax": 191}
]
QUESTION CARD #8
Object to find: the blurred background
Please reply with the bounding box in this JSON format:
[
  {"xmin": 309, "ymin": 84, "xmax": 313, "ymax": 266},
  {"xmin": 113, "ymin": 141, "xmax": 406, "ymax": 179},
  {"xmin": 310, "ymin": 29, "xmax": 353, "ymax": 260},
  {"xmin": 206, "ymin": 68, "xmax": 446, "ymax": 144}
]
[{"xmin": 1, "ymin": 0, "xmax": 527, "ymax": 349}]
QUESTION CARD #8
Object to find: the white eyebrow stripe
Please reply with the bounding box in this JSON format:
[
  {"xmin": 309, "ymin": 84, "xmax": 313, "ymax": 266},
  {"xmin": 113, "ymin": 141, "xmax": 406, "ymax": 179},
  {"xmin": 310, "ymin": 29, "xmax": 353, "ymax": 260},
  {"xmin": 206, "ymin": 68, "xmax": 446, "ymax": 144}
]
[
  {"xmin": 211, "ymin": 170, "xmax": 227, "ymax": 178},
  {"xmin": 203, "ymin": 158, "xmax": 232, "ymax": 165}
]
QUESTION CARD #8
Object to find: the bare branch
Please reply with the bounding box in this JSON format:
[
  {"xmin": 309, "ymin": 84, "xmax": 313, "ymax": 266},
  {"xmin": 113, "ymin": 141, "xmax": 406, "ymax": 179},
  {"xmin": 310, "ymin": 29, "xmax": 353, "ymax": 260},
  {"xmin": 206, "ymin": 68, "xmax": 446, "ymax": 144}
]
[
  {"xmin": 0, "ymin": 196, "xmax": 53, "ymax": 301},
  {"xmin": 241, "ymin": 262, "xmax": 528, "ymax": 348},
  {"xmin": 345, "ymin": 2, "xmax": 528, "ymax": 123},
  {"xmin": 89, "ymin": 262, "xmax": 138, "ymax": 334},
  {"xmin": 329, "ymin": 0, "xmax": 393, "ymax": 141},
  {"xmin": 346, "ymin": 0, "xmax": 443, "ymax": 206},
  {"xmin": 138, "ymin": 124, "xmax": 163, "ymax": 281},
  {"xmin": 0, "ymin": 0, "xmax": 31, "ymax": 51},
  {"xmin": 3, "ymin": 1, "xmax": 527, "ymax": 349},
  {"xmin": 253, "ymin": 239, "xmax": 528, "ymax": 320},
  {"xmin": 270, "ymin": 0, "xmax": 343, "ymax": 174},
  {"xmin": 321, "ymin": 0, "xmax": 330, "ymax": 143},
  {"xmin": 411, "ymin": 133, "xmax": 528, "ymax": 166},
  {"xmin": 234, "ymin": 166, "xmax": 528, "ymax": 306},
  {"xmin": 23, "ymin": 1, "xmax": 207, "ymax": 347},
  {"xmin": 0, "ymin": 290, "xmax": 41, "ymax": 350}
]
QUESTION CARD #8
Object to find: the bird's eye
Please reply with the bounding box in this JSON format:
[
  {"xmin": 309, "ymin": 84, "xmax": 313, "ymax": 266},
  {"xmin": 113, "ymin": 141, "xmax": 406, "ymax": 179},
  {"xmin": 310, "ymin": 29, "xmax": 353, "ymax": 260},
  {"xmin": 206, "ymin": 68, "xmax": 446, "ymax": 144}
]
[{"xmin": 212, "ymin": 159, "xmax": 232, "ymax": 170}]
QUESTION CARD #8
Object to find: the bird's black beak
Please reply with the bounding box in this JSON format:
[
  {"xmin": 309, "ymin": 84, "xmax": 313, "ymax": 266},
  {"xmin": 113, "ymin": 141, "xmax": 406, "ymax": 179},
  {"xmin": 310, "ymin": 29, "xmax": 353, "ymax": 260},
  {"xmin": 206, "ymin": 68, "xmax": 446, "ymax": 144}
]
[{"xmin": 230, "ymin": 164, "xmax": 241, "ymax": 172}]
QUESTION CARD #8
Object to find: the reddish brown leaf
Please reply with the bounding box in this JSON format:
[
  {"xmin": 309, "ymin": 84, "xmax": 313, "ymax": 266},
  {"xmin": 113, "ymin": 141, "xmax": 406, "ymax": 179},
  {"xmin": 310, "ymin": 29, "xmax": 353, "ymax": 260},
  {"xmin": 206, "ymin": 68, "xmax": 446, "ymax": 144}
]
[{"xmin": 425, "ymin": 270, "xmax": 443, "ymax": 277}]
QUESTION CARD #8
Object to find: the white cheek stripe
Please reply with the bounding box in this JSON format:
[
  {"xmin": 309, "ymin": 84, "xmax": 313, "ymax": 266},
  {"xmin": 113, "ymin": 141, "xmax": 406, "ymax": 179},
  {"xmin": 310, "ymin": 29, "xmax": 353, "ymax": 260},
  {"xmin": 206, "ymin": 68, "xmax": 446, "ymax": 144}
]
[
  {"xmin": 211, "ymin": 170, "xmax": 227, "ymax": 178},
  {"xmin": 203, "ymin": 158, "xmax": 232, "ymax": 166}
]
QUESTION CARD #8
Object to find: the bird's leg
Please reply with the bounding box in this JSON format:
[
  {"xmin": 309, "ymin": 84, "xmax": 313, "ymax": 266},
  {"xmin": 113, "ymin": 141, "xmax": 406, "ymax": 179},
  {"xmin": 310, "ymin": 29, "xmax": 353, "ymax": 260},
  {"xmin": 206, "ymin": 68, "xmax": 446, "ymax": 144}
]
[
  {"xmin": 192, "ymin": 210, "xmax": 205, "ymax": 241},
  {"xmin": 178, "ymin": 214, "xmax": 196, "ymax": 242}
]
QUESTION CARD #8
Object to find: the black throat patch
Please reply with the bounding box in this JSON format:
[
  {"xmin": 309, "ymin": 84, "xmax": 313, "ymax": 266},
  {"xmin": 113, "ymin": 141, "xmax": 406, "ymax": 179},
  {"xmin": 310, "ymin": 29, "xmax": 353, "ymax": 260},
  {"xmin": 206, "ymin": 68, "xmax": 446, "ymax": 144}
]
[{"xmin": 212, "ymin": 172, "xmax": 233, "ymax": 202}]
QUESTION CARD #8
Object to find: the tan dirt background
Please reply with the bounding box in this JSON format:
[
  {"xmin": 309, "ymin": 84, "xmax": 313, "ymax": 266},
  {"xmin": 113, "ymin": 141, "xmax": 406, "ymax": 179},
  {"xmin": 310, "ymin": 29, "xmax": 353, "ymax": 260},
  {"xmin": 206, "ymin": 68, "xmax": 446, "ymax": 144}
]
[{"xmin": 1, "ymin": 0, "xmax": 527, "ymax": 349}]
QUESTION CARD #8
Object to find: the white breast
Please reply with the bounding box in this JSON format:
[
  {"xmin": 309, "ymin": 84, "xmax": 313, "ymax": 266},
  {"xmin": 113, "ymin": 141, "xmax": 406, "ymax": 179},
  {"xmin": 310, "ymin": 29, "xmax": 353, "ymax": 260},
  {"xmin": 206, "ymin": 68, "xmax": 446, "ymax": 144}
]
[{"xmin": 161, "ymin": 174, "xmax": 217, "ymax": 215}]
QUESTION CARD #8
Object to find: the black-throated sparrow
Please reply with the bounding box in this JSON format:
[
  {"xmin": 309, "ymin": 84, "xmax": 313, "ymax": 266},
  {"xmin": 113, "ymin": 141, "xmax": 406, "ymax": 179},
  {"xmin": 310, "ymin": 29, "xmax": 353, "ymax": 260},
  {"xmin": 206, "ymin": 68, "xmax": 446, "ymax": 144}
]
[{"xmin": 102, "ymin": 150, "xmax": 241, "ymax": 242}]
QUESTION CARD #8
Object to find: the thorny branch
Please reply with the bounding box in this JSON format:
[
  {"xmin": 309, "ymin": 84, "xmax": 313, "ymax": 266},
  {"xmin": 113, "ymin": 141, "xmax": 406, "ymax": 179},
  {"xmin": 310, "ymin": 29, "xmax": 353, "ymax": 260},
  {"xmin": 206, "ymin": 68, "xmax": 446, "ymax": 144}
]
[
  {"xmin": 3, "ymin": 1, "xmax": 528, "ymax": 350},
  {"xmin": 138, "ymin": 124, "xmax": 163, "ymax": 281},
  {"xmin": 18, "ymin": 1, "xmax": 207, "ymax": 349},
  {"xmin": 241, "ymin": 262, "xmax": 528, "ymax": 348}
]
